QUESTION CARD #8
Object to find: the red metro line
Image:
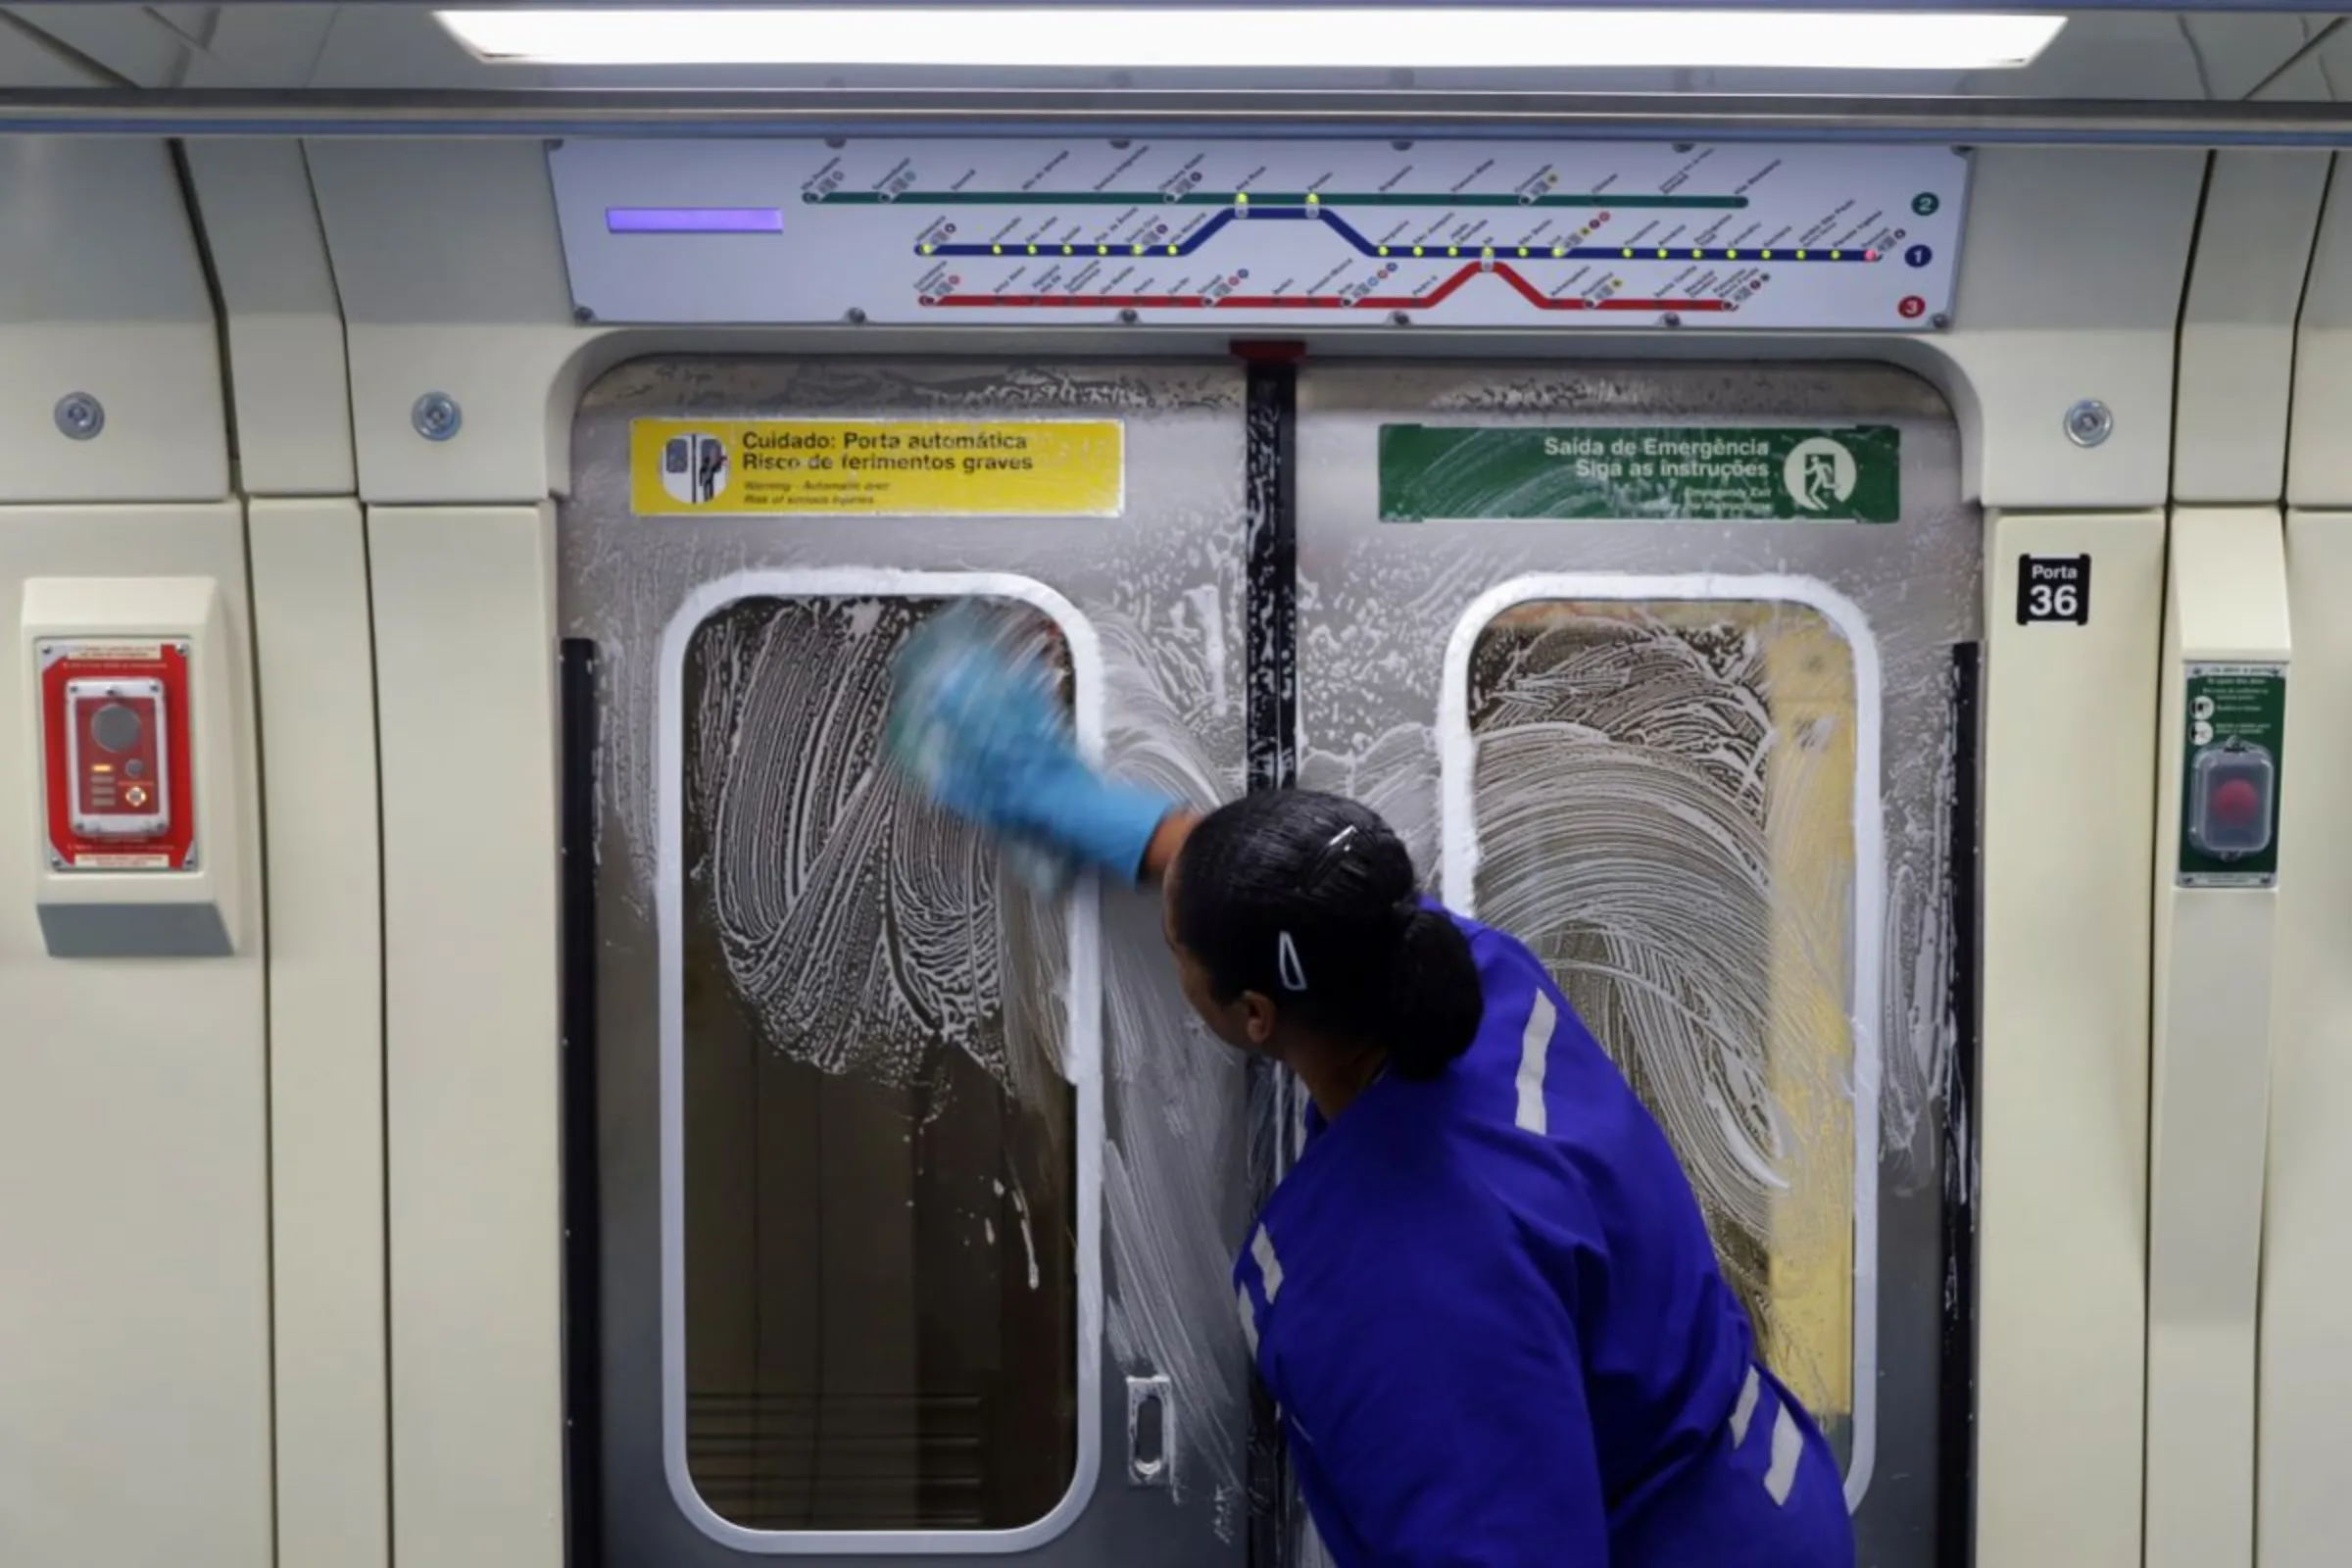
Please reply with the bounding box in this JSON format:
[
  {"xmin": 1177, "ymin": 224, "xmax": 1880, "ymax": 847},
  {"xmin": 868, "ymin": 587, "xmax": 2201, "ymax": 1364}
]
[{"xmin": 922, "ymin": 258, "xmax": 1739, "ymax": 314}]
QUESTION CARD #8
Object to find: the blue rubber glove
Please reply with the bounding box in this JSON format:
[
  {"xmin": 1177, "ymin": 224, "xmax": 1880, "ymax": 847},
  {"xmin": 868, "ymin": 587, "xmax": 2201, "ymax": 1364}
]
[{"xmin": 887, "ymin": 607, "xmax": 1174, "ymax": 886}]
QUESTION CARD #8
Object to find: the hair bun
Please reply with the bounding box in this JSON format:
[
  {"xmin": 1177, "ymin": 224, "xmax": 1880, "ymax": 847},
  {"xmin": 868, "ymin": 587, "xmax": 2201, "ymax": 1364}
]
[{"xmin": 1385, "ymin": 904, "xmax": 1483, "ymax": 1080}]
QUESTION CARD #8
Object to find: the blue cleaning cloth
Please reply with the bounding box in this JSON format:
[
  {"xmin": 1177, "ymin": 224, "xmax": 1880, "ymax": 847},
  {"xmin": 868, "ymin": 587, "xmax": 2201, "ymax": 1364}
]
[
  {"xmin": 1235, "ymin": 904, "xmax": 1856, "ymax": 1567},
  {"xmin": 886, "ymin": 605, "xmax": 1173, "ymax": 887}
]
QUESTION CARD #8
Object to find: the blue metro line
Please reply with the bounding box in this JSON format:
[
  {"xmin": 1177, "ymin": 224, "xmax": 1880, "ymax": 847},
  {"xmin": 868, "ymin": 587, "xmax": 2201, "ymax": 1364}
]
[{"xmin": 915, "ymin": 203, "xmax": 1882, "ymax": 266}]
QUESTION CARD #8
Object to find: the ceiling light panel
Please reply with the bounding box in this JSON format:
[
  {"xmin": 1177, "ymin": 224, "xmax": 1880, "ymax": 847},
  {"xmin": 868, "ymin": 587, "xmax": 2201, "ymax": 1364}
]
[{"xmin": 437, "ymin": 7, "xmax": 2069, "ymax": 73}]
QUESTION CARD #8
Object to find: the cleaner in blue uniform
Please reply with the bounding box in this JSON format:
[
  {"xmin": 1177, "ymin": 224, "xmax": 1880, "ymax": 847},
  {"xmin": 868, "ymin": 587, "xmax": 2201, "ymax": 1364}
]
[{"xmin": 888, "ymin": 611, "xmax": 1854, "ymax": 1567}]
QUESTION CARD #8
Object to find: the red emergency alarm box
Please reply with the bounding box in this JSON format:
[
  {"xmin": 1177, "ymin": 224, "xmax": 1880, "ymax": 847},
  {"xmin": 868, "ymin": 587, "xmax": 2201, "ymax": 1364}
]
[{"xmin": 38, "ymin": 638, "xmax": 196, "ymax": 872}]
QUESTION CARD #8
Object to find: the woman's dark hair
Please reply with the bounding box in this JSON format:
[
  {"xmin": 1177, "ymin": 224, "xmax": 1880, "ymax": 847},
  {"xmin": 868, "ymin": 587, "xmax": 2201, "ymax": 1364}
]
[{"xmin": 1170, "ymin": 790, "xmax": 1483, "ymax": 1080}]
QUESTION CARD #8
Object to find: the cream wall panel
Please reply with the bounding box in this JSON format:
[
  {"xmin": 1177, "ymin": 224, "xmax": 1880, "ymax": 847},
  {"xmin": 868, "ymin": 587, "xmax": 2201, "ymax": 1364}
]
[
  {"xmin": 0, "ymin": 503, "xmax": 270, "ymax": 1568},
  {"xmin": 2145, "ymin": 509, "xmax": 2290, "ymax": 1568},
  {"xmin": 249, "ymin": 497, "xmax": 389, "ymax": 1568},
  {"xmin": 2259, "ymin": 511, "xmax": 2352, "ymax": 1568},
  {"xmin": 2290, "ymin": 156, "xmax": 2352, "ymax": 507},
  {"xmin": 1978, "ymin": 511, "xmax": 2164, "ymax": 1568},
  {"xmin": 307, "ymin": 139, "xmax": 578, "ymax": 506},
  {"xmin": 181, "ymin": 139, "xmax": 357, "ymax": 496},
  {"xmin": 1941, "ymin": 148, "xmax": 2204, "ymax": 510},
  {"xmin": 369, "ymin": 503, "xmax": 564, "ymax": 1568},
  {"xmin": 0, "ymin": 137, "xmax": 227, "ymax": 503},
  {"xmin": 2176, "ymin": 153, "xmax": 2331, "ymax": 504}
]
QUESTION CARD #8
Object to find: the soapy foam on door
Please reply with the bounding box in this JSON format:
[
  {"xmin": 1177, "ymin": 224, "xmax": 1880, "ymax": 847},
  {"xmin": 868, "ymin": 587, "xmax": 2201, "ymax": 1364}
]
[
  {"xmin": 673, "ymin": 586, "xmax": 1253, "ymax": 1523},
  {"xmin": 1463, "ymin": 602, "xmax": 1854, "ymax": 1387},
  {"xmin": 684, "ymin": 595, "xmax": 1066, "ymax": 1103}
]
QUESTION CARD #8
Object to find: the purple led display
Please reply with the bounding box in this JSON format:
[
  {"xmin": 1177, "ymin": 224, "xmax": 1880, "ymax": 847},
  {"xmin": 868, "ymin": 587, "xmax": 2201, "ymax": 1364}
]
[{"xmin": 606, "ymin": 207, "xmax": 784, "ymax": 234}]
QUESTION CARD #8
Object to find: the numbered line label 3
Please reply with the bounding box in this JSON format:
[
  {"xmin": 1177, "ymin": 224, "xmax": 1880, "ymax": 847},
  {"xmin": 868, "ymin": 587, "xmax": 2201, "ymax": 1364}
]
[{"xmin": 2017, "ymin": 553, "xmax": 2090, "ymax": 625}]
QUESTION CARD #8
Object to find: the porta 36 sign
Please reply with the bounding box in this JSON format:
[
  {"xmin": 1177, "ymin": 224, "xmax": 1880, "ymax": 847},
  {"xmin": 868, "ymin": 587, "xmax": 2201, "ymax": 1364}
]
[{"xmin": 2016, "ymin": 554, "xmax": 2091, "ymax": 625}]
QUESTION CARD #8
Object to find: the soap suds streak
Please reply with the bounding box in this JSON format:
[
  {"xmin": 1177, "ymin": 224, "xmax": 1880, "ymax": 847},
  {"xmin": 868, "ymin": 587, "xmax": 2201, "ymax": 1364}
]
[
  {"xmin": 684, "ymin": 595, "xmax": 1064, "ymax": 1102},
  {"xmin": 1883, "ymin": 658, "xmax": 1963, "ymax": 1186},
  {"xmin": 1090, "ymin": 597, "xmax": 1254, "ymax": 1523},
  {"xmin": 1465, "ymin": 610, "xmax": 1824, "ymax": 1313},
  {"xmin": 1011, "ymin": 1179, "xmax": 1041, "ymax": 1291}
]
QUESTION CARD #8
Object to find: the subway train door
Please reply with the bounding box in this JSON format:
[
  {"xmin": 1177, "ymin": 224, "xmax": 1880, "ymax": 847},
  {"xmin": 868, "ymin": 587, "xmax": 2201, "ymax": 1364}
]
[
  {"xmin": 561, "ymin": 359, "xmax": 1256, "ymax": 1566},
  {"xmin": 1293, "ymin": 362, "xmax": 1980, "ymax": 1565}
]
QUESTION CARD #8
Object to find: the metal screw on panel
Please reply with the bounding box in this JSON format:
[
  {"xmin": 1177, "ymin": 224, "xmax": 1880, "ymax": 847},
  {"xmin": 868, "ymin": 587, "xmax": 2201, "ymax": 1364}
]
[
  {"xmin": 845, "ymin": 307, "xmax": 868, "ymax": 324},
  {"xmin": 1390, "ymin": 311, "xmax": 1412, "ymax": 326},
  {"xmin": 825, "ymin": 135, "xmax": 847, "ymax": 150},
  {"xmin": 1119, "ymin": 308, "xmax": 1141, "ymax": 324},
  {"xmin": 54, "ymin": 393, "xmax": 104, "ymax": 441},
  {"xmin": 1661, "ymin": 312, "xmax": 1683, "ymax": 328},
  {"xmin": 1391, "ymin": 139, "xmax": 1413, "ymax": 152},
  {"xmin": 573, "ymin": 305, "xmax": 597, "ymax": 323},
  {"xmin": 1931, "ymin": 312, "xmax": 1951, "ymax": 330},
  {"xmin": 2064, "ymin": 399, "xmax": 2115, "ymax": 449},
  {"xmin": 411, "ymin": 393, "xmax": 463, "ymax": 442},
  {"xmin": 1110, "ymin": 138, "xmax": 1132, "ymax": 150}
]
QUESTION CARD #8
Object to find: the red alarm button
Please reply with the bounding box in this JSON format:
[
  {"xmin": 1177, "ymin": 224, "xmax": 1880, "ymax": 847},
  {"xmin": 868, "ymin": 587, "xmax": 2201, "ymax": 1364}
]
[{"xmin": 2209, "ymin": 777, "xmax": 2262, "ymax": 824}]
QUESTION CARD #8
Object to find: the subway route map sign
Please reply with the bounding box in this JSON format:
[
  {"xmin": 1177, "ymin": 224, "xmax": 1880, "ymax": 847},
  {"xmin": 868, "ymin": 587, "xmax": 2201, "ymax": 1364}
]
[{"xmin": 552, "ymin": 138, "xmax": 1969, "ymax": 331}]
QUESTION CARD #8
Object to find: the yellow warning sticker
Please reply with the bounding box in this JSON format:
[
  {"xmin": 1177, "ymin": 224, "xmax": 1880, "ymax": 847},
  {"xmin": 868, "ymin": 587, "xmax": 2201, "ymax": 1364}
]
[{"xmin": 630, "ymin": 418, "xmax": 1124, "ymax": 517}]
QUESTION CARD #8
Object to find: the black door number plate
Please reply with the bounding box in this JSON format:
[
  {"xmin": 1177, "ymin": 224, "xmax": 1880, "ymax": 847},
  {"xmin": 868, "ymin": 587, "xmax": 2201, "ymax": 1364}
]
[{"xmin": 2018, "ymin": 554, "xmax": 2091, "ymax": 625}]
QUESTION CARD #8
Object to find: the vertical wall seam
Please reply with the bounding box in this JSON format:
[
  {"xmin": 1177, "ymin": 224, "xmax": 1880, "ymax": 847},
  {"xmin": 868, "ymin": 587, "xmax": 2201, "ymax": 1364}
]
[
  {"xmin": 172, "ymin": 126, "xmax": 276, "ymax": 1564},
  {"xmin": 2150, "ymin": 160, "xmax": 2207, "ymax": 1548},
  {"xmin": 2281, "ymin": 154, "xmax": 2337, "ymax": 507},
  {"xmin": 2256, "ymin": 150, "xmax": 2331, "ymax": 1565},
  {"xmin": 171, "ymin": 139, "xmax": 244, "ymax": 498},
  {"xmin": 296, "ymin": 132, "xmax": 397, "ymax": 1568},
  {"xmin": 2169, "ymin": 152, "xmax": 2217, "ymax": 505},
  {"xmin": 360, "ymin": 505, "xmax": 396, "ymax": 1568},
  {"xmin": 2140, "ymin": 511, "xmax": 2175, "ymax": 1562}
]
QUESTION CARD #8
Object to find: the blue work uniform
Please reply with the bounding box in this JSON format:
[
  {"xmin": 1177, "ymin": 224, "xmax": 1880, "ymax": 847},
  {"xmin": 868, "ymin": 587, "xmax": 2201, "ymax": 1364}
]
[{"xmin": 1232, "ymin": 905, "xmax": 1854, "ymax": 1567}]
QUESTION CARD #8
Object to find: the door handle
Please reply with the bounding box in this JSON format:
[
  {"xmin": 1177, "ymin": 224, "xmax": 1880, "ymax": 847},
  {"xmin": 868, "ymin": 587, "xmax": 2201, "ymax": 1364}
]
[{"xmin": 1126, "ymin": 1375, "xmax": 1174, "ymax": 1487}]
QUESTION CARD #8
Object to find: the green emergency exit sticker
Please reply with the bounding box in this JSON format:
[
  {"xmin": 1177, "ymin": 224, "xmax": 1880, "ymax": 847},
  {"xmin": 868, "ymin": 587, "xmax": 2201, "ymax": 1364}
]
[
  {"xmin": 1377, "ymin": 424, "xmax": 1901, "ymax": 523},
  {"xmin": 2178, "ymin": 662, "xmax": 2286, "ymax": 889}
]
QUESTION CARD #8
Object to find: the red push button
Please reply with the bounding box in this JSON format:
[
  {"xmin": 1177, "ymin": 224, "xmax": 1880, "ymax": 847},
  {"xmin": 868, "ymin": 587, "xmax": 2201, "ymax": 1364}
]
[{"xmin": 2210, "ymin": 777, "xmax": 2262, "ymax": 825}]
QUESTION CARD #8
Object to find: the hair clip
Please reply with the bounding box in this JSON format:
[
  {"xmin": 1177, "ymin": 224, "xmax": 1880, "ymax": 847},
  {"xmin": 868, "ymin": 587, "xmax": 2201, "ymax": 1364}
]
[
  {"xmin": 1300, "ymin": 823, "xmax": 1360, "ymax": 892},
  {"xmin": 1276, "ymin": 930, "xmax": 1308, "ymax": 992}
]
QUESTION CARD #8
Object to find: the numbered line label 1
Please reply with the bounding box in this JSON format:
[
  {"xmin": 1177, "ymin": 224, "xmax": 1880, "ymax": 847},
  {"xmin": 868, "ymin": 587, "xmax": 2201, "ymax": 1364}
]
[{"xmin": 2016, "ymin": 553, "xmax": 2090, "ymax": 625}]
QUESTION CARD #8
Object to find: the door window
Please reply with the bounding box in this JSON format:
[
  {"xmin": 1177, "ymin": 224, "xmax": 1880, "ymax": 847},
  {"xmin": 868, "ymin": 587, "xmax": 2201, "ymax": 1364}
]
[
  {"xmin": 1444, "ymin": 580, "xmax": 1877, "ymax": 1471},
  {"xmin": 668, "ymin": 587, "xmax": 1096, "ymax": 1546}
]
